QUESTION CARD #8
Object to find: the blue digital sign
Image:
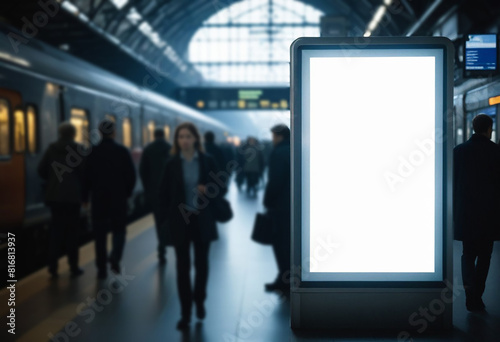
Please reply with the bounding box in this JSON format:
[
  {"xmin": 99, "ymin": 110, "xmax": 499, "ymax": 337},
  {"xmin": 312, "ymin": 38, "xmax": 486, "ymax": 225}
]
[{"xmin": 465, "ymin": 34, "xmax": 497, "ymax": 71}]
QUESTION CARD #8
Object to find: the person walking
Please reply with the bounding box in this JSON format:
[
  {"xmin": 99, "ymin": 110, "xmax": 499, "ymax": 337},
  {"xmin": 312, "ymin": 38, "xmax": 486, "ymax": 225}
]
[
  {"xmin": 263, "ymin": 124, "xmax": 291, "ymax": 291},
  {"xmin": 454, "ymin": 114, "xmax": 500, "ymax": 311},
  {"xmin": 140, "ymin": 128, "xmax": 171, "ymax": 265},
  {"xmin": 159, "ymin": 122, "xmax": 221, "ymax": 330},
  {"xmin": 38, "ymin": 122, "xmax": 85, "ymax": 278},
  {"xmin": 83, "ymin": 120, "xmax": 136, "ymax": 279}
]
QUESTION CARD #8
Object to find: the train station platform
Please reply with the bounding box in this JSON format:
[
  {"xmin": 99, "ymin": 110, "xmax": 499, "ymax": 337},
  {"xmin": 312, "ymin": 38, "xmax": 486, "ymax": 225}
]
[{"xmin": 2, "ymin": 184, "xmax": 500, "ymax": 342}]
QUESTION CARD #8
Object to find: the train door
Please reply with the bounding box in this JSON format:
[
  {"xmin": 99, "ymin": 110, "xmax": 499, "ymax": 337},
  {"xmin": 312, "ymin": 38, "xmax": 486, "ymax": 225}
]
[{"xmin": 0, "ymin": 89, "xmax": 25, "ymax": 229}]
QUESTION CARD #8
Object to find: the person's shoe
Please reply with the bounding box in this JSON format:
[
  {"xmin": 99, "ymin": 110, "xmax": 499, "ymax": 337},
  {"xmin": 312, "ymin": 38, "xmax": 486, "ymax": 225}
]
[
  {"xmin": 97, "ymin": 270, "xmax": 107, "ymax": 280},
  {"xmin": 70, "ymin": 268, "xmax": 84, "ymax": 278},
  {"xmin": 265, "ymin": 281, "xmax": 288, "ymax": 292},
  {"xmin": 109, "ymin": 260, "xmax": 120, "ymax": 274},
  {"xmin": 176, "ymin": 318, "xmax": 190, "ymax": 331},
  {"xmin": 477, "ymin": 298, "xmax": 486, "ymax": 309},
  {"xmin": 466, "ymin": 297, "xmax": 485, "ymax": 312},
  {"xmin": 195, "ymin": 302, "xmax": 206, "ymax": 320}
]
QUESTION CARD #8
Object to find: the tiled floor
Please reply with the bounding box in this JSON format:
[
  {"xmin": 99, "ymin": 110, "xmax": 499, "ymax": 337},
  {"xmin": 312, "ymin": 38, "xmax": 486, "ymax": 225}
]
[{"xmin": 1, "ymin": 184, "xmax": 500, "ymax": 342}]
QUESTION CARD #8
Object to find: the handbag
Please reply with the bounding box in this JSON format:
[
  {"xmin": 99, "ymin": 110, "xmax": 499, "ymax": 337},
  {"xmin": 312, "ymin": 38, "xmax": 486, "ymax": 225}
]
[
  {"xmin": 251, "ymin": 212, "xmax": 274, "ymax": 245},
  {"xmin": 212, "ymin": 197, "xmax": 233, "ymax": 223}
]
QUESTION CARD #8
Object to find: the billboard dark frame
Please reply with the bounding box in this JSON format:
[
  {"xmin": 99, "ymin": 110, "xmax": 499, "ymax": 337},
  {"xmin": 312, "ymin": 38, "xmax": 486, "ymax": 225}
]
[{"xmin": 290, "ymin": 36, "xmax": 454, "ymax": 290}]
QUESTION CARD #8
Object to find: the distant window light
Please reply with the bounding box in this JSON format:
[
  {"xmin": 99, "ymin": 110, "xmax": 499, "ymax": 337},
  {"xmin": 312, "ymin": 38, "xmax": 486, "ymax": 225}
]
[
  {"xmin": 27, "ymin": 106, "xmax": 37, "ymax": 154},
  {"xmin": 70, "ymin": 108, "xmax": 90, "ymax": 147},
  {"xmin": 105, "ymin": 114, "xmax": 116, "ymax": 123},
  {"xmin": 14, "ymin": 109, "xmax": 26, "ymax": 153},
  {"xmin": 188, "ymin": 0, "xmax": 323, "ymax": 84},
  {"xmin": 164, "ymin": 125, "xmax": 171, "ymax": 142},
  {"xmin": 0, "ymin": 99, "xmax": 10, "ymax": 156},
  {"xmin": 110, "ymin": 0, "xmax": 128, "ymax": 10},
  {"xmin": 126, "ymin": 7, "xmax": 142, "ymax": 25},
  {"xmin": 123, "ymin": 118, "xmax": 133, "ymax": 148}
]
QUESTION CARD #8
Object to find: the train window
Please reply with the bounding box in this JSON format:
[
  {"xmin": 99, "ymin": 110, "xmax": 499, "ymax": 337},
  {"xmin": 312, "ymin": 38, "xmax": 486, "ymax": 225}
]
[
  {"xmin": 0, "ymin": 99, "xmax": 9, "ymax": 156},
  {"xmin": 27, "ymin": 105, "xmax": 37, "ymax": 154},
  {"xmin": 14, "ymin": 109, "xmax": 26, "ymax": 153},
  {"xmin": 105, "ymin": 114, "xmax": 116, "ymax": 122},
  {"xmin": 123, "ymin": 118, "xmax": 132, "ymax": 148},
  {"xmin": 70, "ymin": 108, "xmax": 89, "ymax": 146},
  {"xmin": 164, "ymin": 125, "xmax": 171, "ymax": 142},
  {"xmin": 148, "ymin": 121, "xmax": 155, "ymax": 143}
]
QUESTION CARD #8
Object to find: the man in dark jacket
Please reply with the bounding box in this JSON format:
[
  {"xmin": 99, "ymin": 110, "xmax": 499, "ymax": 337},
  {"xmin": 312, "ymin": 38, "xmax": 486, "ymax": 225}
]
[
  {"xmin": 204, "ymin": 131, "xmax": 226, "ymax": 171},
  {"xmin": 83, "ymin": 120, "xmax": 136, "ymax": 279},
  {"xmin": 139, "ymin": 128, "xmax": 171, "ymax": 264},
  {"xmin": 264, "ymin": 124, "xmax": 291, "ymax": 291},
  {"xmin": 38, "ymin": 122, "xmax": 85, "ymax": 278},
  {"xmin": 243, "ymin": 137, "xmax": 265, "ymax": 197},
  {"xmin": 454, "ymin": 114, "xmax": 500, "ymax": 311}
]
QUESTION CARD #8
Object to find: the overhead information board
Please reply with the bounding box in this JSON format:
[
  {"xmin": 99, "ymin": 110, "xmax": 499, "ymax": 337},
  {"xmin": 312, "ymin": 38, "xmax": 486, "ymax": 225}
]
[
  {"xmin": 465, "ymin": 34, "xmax": 497, "ymax": 71},
  {"xmin": 176, "ymin": 87, "xmax": 289, "ymax": 110}
]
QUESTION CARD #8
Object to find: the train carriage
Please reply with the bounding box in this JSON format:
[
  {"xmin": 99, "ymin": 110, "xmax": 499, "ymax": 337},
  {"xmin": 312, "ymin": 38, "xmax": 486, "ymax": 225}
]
[{"xmin": 0, "ymin": 25, "xmax": 230, "ymax": 232}]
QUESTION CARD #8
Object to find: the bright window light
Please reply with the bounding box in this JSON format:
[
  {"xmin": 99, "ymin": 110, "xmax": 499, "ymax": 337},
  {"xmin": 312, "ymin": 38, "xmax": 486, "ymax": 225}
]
[
  {"xmin": 188, "ymin": 0, "xmax": 323, "ymax": 84},
  {"xmin": 126, "ymin": 7, "xmax": 142, "ymax": 25},
  {"xmin": 110, "ymin": 0, "xmax": 128, "ymax": 10}
]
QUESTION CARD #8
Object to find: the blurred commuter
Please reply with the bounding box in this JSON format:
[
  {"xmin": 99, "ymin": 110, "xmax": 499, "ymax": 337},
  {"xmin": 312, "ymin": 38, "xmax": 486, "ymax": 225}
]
[
  {"xmin": 221, "ymin": 140, "xmax": 236, "ymax": 177},
  {"xmin": 264, "ymin": 125, "xmax": 291, "ymax": 292},
  {"xmin": 235, "ymin": 140, "xmax": 248, "ymax": 191},
  {"xmin": 204, "ymin": 131, "xmax": 229, "ymax": 194},
  {"xmin": 454, "ymin": 114, "xmax": 500, "ymax": 311},
  {"xmin": 243, "ymin": 137, "xmax": 264, "ymax": 197},
  {"xmin": 83, "ymin": 120, "xmax": 136, "ymax": 279},
  {"xmin": 140, "ymin": 128, "xmax": 171, "ymax": 265},
  {"xmin": 38, "ymin": 122, "xmax": 84, "ymax": 279},
  {"xmin": 204, "ymin": 131, "xmax": 225, "ymax": 169},
  {"xmin": 159, "ymin": 122, "xmax": 220, "ymax": 330}
]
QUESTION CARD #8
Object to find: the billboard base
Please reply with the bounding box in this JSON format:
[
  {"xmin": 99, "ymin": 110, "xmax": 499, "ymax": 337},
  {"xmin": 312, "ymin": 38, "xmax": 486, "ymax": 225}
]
[{"xmin": 291, "ymin": 287, "xmax": 453, "ymax": 332}]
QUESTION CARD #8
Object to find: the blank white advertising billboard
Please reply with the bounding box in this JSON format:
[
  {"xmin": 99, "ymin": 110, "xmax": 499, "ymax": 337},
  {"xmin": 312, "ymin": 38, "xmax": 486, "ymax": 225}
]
[{"xmin": 300, "ymin": 46, "xmax": 445, "ymax": 282}]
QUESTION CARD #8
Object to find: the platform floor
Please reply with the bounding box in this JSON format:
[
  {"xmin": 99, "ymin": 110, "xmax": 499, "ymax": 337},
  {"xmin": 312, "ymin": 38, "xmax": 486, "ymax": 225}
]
[{"xmin": 1, "ymin": 184, "xmax": 500, "ymax": 342}]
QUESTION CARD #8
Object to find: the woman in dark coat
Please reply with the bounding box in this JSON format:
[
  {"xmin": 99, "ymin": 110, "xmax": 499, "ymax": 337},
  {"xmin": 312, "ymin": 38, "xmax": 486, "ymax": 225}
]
[{"xmin": 158, "ymin": 122, "xmax": 220, "ymax": 330}]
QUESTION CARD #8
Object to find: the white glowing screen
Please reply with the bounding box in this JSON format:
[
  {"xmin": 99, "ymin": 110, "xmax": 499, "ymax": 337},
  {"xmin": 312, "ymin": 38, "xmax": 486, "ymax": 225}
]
[{"xmin": 301, "ymin": 48, "xmax": 444, "ymax": 281}]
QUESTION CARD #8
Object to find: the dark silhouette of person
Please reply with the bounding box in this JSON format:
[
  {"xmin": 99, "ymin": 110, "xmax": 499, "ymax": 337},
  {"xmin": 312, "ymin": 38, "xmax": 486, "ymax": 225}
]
[
  {"xmin": 263, "ymin": 124, "xmax": 290, "ymax": 291},
  {"xmin": 220, "ymin": 140, "xmax": 236, "ymax": 177},
  {"xmin": 204, "ymin": 131, "xmax": 229, "ymax": 194},
  {"xmin": 38, "ymin": 122, "xmax": 84, "ymax": 278},
  {"xmin": 139, "ymin": 128, "xmax": 171, "ymax": 265},
  {"xmin": 204, "ymin": 131, "xmax": 225, "ymax": 169},
  {"xmin": 83, "ymin": 120, "xmax": 136, "ymax": 279},
  {"xmin": 158, "ymin": 122, "xmax": 220, "ymax": 331},
  {"xmin": 454, "ymin": 114, "xmax": 500, "ymax": 311},
  {"xmin": 235, "ymin": 140, "xmax": 248, "ymax": 191},
  {"xmin": 242, "ymin": 137, "xmax": 264, "ymax": 197}
]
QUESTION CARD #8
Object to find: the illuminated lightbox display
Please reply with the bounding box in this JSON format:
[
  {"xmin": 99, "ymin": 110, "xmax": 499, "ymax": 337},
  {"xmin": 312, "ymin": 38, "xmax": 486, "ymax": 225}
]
[{"xmin": 300, "ymin": 47, "xmax": 445, "ymax": 282}]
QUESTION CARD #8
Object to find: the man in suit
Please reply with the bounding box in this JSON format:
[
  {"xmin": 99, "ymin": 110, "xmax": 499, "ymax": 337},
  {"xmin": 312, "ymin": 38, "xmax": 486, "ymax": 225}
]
[
  {"xmin": 83, "ymin": 120, "xmax": 136, "ymax": 279},
  {"xmin": 263, "ymin": 124, "xmax": 291, "ymax": 292},
  {"xmin": 139, "ymin": 128, "xmax": 171, "ymax": 264},
  {"xmin": 454, "ymin": 114, "xmax": 500, "ymax": 311}
]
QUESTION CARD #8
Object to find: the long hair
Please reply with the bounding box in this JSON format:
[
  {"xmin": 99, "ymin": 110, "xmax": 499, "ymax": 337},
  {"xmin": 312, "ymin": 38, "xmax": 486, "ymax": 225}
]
[{"xmin": 171, "ymin": 122, "xmax": 204, "ymax": 155}]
